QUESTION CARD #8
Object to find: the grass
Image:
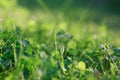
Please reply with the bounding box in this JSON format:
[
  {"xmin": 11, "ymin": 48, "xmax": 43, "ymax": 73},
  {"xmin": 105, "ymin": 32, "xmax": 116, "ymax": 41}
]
[
  {"xmin": 0, "ymin": 27, "xmax": 119, "ymax": 80},
  {"xmin": 0, "ymin": 0, "xmax": 120, "ymax": 80}
]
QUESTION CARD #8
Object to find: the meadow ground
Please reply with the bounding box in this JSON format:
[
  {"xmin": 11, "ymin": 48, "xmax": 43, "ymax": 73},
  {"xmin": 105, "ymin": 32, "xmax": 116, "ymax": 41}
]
[{"xmin": 0, "ymin": 0, "xmax": 120, "ymax": 80}]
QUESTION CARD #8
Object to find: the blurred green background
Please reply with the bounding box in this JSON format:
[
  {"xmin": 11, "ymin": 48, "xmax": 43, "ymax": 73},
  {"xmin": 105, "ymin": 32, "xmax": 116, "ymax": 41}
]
[{"xmin": 0, "ymin": 0, "xmax": 120, "ymax": 44}]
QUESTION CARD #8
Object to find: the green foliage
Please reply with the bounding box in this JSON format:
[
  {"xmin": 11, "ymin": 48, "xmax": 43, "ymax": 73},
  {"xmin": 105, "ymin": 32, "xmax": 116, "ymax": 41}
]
[
  {"xmin": 0, "ymin": 28, "xmax": 119, "ymax": 80},
  {"xmin": 0, "ymin": 0, "xmax": 120, "ymax": 80}
]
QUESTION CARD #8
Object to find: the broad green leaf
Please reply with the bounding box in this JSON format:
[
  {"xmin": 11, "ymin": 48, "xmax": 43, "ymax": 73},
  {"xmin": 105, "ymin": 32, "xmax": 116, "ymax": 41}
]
[
  {"xmin": 67, "ymin": 40, "xmax": 77, "ymax": 49},
  {"xmin": 77, "ymin": 61, "xmax": 86, "ymax": 71}
]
